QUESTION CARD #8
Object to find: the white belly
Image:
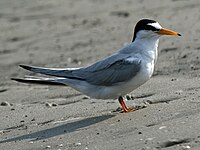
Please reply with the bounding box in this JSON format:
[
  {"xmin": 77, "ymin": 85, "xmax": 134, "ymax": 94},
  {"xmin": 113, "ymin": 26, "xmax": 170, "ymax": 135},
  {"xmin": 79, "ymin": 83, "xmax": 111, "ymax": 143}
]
[{"xmin": 87, "ymin": 61, "xmax": 154, "ymax": 99}]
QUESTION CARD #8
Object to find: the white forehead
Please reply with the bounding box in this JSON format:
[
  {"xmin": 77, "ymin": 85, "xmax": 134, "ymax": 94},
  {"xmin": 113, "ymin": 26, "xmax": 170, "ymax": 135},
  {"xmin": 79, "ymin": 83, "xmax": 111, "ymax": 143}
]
[{"xmin": 148, "ymin": 22, "xmax": 162, "ymax": 29}]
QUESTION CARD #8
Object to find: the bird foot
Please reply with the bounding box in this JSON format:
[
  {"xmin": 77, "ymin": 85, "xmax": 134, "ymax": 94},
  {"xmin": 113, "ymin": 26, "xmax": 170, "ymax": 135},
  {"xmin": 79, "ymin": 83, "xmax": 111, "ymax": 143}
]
[
  {"xmin": 117, "ymin": 96, "xmax": 147, "ymax": 113},
  {"xmin": 123, "ymin": 107, "xmax": 136, "ymax": 113},
  {"xmin": 118, "ymin": 96, "xmax": 136, "ymax": 113}
]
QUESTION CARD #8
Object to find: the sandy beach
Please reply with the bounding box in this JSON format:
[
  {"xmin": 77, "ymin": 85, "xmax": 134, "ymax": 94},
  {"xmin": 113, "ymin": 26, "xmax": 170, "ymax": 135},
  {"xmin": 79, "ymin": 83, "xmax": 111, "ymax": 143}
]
[{"xmin": 0, "ymin": 0, "xmax": 200, "ymax": 149}]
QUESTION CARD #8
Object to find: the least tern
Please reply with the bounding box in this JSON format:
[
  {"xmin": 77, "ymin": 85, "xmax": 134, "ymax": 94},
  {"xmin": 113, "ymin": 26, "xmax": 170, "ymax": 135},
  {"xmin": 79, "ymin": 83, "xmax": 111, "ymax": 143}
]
[{"xmin": 12, "ymin": 19, "xmax": 181, "ymax": 113}]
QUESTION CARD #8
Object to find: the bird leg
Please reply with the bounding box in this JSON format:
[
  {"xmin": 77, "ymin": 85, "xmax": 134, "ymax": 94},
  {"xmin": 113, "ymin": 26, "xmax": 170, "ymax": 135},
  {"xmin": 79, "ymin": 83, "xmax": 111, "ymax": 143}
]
[{"xmin": 118, "ymin": 96, "xmax": 136, "ymax": 113}]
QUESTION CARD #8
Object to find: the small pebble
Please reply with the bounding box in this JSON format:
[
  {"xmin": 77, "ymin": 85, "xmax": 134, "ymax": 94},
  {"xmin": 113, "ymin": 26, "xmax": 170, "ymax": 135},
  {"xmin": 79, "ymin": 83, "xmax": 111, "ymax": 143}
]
[
  {"xmin": 126, "ymin": 95, "xmax": 131, "ymax": 100},
  {"xmin": 182, "ymin": 145, "xmax": 190, "ymax": 149},
  {"xmin": 51, "ymin": 103, "xmax": 58, "ymax": 107},
  {"xmin": 147, "ymin": 137, "xmax": 154, "ymax": 141},
  {"xmin": 146, "ymin": 100, "xmax": 153, "ymax": 104},
  {"xmin": 45, "ymin": 102, "xmax": 57, "ymax": 107},
  {"xmin": 46, "ymin": 145, "xmax": 51, "ymax": 149},
  {"xmin": 131, "ymin": 96, "xmax": 135, "ymax": 100},
  {"xmin": 171, "ymin": 78, "xmax": 177, "ymax": 81},
  {"xmin": 45, "ymin": 102, "xmax": 52, "ymax": 107},
  {"xmin": 75, "ymin": 142, "xmax": 82, "ymax": 146},
  {"xmin": 1, "ymin": 101, "xmax": 11, "ymax": 106},
  {"xmin": 181, "ymin": 54, "xmax": 187, "ymax": 59},
  {"xmin": 82, "ymin": 96, "xmax": 89, "ymax": 99},
  {"xmin": 159, "ymin": 126, "xmax": 167, "ymax": 130}
]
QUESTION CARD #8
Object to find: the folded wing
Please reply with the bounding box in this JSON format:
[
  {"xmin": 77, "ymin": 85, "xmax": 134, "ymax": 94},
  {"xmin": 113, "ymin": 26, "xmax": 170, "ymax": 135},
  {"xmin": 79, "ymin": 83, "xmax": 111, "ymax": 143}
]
[
  {"xmin": 79, "ymin": 57, "xmax": 141, "ymax": 86},
  {"xmin": 18, "ymin": 55, "xmax": 141, "ymax": 86}
]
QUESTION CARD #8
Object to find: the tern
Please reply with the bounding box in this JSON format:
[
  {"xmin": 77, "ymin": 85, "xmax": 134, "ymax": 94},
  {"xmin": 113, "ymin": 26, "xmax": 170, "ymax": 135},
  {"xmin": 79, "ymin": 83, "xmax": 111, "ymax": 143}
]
[{"xmin": 12, "ymin": 19, "xmax": 181, "ymax": 113}]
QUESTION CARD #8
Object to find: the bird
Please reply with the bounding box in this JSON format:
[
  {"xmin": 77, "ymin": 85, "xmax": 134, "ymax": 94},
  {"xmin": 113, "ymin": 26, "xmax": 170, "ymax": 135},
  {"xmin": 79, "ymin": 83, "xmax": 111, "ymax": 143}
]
[{"xmin": 12, "ymin": 19, "xmax": 181, "ymax": 113}]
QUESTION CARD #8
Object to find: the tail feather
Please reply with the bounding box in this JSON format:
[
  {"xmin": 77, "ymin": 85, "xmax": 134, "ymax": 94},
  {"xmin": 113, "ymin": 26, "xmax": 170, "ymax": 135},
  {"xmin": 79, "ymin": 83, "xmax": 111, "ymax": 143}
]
[
  {"xmin": 19, "ymin": 64, "xmax": 79, "ymax": 78},
  {"xmin": 11, "ymin": 76, "xmax": 66, "ymax": 86}
]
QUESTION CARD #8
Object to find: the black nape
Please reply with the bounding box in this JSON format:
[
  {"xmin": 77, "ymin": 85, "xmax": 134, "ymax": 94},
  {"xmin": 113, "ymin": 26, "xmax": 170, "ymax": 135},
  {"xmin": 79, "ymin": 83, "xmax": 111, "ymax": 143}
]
[{"xmin": 132, "ymin": 19, "xmax": 157, "ymax": 42}]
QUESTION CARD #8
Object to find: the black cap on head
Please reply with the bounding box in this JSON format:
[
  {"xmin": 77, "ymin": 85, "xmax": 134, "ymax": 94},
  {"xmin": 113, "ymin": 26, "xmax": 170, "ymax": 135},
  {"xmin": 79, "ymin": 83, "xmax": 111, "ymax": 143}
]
[{"xmin": 132, "ymin": 19, "xmax": 159, "ymax": 42}]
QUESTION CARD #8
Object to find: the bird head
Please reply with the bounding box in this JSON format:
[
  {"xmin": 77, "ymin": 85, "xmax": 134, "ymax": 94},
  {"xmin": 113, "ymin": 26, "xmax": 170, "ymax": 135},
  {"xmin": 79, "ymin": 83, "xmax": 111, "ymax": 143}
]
[{"xmin": 132, "ymin": 19, "xmax": 181, "ymax": 42}]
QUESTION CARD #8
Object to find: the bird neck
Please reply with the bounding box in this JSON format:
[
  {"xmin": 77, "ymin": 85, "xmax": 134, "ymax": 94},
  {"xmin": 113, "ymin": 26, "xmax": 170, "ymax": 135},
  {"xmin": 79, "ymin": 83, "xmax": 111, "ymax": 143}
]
[
  {"xmin": 133, "ymin": 37, "xmax": 159, "ymax": 53},
  {"xmin": 133, "ymin": 37, "xmax": 159, "ymax": 62}
]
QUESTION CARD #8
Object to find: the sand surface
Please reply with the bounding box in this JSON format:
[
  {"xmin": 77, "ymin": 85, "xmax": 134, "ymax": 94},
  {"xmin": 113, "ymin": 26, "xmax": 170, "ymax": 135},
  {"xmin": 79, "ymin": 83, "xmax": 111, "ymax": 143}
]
[{"xmin": 0, "ymin": 0, "xmax": 200, "ymax": 149}]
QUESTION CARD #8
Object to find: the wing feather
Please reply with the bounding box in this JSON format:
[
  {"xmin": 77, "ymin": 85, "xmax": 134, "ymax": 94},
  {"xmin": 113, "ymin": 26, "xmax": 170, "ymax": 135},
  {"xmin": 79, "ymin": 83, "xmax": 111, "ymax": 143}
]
[{"xmin": 75, "ymin": 57, "xmax": 141, "ymax": 86}]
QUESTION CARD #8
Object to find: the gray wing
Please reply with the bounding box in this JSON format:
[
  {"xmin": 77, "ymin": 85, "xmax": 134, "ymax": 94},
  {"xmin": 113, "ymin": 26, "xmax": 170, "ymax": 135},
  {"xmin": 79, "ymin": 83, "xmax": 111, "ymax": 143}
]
[
  {"xmin": 19, "ymin": 52, "xmax": 141, "ymax": 86},
  {"xmin": 76, "ymin": 57, "xmax": 141, "ymax": 86}
]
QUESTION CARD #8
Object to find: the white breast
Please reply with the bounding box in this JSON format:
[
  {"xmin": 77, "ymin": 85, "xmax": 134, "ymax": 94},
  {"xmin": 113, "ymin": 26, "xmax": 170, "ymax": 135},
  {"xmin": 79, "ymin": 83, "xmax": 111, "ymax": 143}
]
[{"xmin": 76, "ymin": 39, "xmax": 159, "ymax": 99}]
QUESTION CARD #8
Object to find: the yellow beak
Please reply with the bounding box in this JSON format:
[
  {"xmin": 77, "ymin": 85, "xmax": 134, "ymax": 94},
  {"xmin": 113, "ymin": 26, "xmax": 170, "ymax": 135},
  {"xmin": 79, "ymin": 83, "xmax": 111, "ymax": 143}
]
[{"xmin": 158, "ymin": 28, "xmax": 181, "ymax": 36}]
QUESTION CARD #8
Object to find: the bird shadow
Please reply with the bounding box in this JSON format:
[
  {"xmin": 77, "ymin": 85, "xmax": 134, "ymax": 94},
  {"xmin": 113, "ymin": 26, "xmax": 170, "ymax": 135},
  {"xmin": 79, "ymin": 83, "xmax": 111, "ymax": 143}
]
[{"xmin": 0, "ymin": 114, "xmax": 115, "ymax": 143}]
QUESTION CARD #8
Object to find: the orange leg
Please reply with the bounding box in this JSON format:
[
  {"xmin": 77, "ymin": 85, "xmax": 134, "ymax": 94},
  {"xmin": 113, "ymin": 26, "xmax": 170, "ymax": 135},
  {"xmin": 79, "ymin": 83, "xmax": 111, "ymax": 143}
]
[{"xmin": 118, "ymin": 96, "xmax": 136, "ymax": 113}]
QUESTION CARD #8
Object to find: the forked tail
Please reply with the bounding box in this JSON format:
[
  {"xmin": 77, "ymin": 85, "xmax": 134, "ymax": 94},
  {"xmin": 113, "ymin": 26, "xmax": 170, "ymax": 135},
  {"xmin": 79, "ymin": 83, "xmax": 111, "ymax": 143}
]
[
  {"xmin": 19, "ymin": 64, "xmax": 79, "ymax": 78},
  {"xmin": 11, "ymin": 76, "xmax": 66, "ymax": 86}
]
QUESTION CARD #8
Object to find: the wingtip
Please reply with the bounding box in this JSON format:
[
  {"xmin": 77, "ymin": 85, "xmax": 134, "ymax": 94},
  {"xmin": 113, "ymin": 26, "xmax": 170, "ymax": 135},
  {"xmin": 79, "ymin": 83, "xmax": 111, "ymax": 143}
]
[
  {"xmin": 11, "ymin": 77, "xmax": 16, "ymax": 81},
  {"xmin": 11, "ymin": 77, "xmax": 24, "ymax": 82},
  {"xmin": 11, "ymin": 77, "xmax": 66, "ymax": 86},
  {"xmin": 19, "ymin": 64, "xmax": 32, "ymax": 71},
  {"xmin": 11, "ymin": 77, "xmax": 34, "ymax": 84}
]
